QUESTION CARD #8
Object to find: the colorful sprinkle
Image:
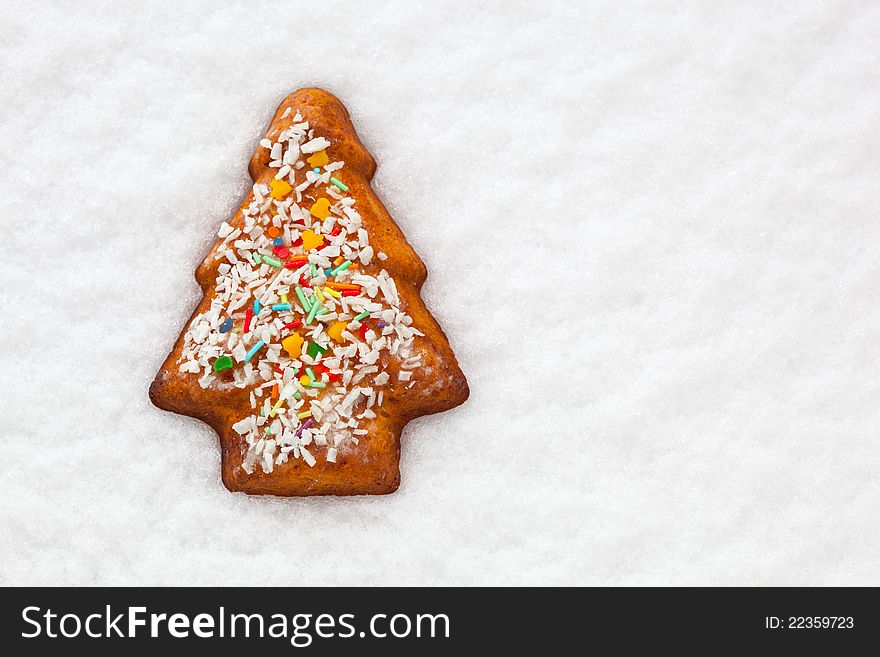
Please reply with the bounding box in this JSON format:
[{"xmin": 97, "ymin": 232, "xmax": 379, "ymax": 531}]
[
  {"xmin": 330, "ymin": 177, "xmax": 348, "ymax": 192},
  {"xmin": 282, "ymin": 333, "xmax": 304, "ymax": 358},
  {"xmin": 294, "ymin": 285, "xmax": 310, "ymax": 312},
  {"xmin": 269, "ymin": 178, "xmax": 292, "ymax": 199},
  {"xmin": 212, "ymin": 355, "xmax": 233, "ymax": 372},
  {"xmin": 244, "ymin": 307, "xmax": 253, "ymax": 333},
  {"xmin": 330, "ymin": 260, "xmax": 353, "ymax": 276},
  {"xmin": 305, "ymin": 367, "xmax": 316, "ymax": 382},
  {"xmin": 254, "ymin": 299, "xmax": 261, "ymax": 314},
  {"xmin": 306, "ymin": 150, "xmax": 329, "ymax": 168},
  {"xmin": 297, "ymin": 411, "xmax": 312, "ymax": 420},
  {"xmin": 262, "ymin": 255, "xmax": 282, "ymax": 268},
  {"xmin": 327, "ymin": 320, "xmax": 347, "ymax": 343},
  {"xmin": 294, "ymin": 418, "xmax": 313, "ymax": 437},
  {"xmin": 244, "ymin": 340, "xmax": 265, "ymax": 362},
  {"xmin": 307, "ymin": 381, "xmax": 327, "ymax": 388},
  {"xmin": 354, "ymin": 310, "xmax": 370, "ymax": 322},
  {"xmin": 301, "ymin": 229, "xmax": 325, "ymax": 251},
  {"xmin": 285, "ymin": 255, "xmax": 309, "ymax": 267},
  {"xmin": 218, "ymin": 317, "xmax": 233, "ymax": 333},
  {"xmin": 272, "ymin": 303, "xmax": 292, "ymax": 311},
  {"xmin": 307, "ymin": 341, "xmax": 329, "ymax": 358},
  {"xmin": 325, "ymin": 282, "xmax": 361, "ymax": 291},
  {"xmin": 309, "ymin": 198, "xmax": 331, "ymax": 220},
  {"xmin": 306, "ymin": 299, "xmax": 322, "ymax": 323},
  {"xmin": 273, "ymin": 237, "xmax": 284, "ymax": 246}
]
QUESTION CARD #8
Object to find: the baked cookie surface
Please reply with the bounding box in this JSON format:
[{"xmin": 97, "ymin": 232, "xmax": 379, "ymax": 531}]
[{"xmin": 150, "ymin": 88, "xmax": 468, "ymax": 496}]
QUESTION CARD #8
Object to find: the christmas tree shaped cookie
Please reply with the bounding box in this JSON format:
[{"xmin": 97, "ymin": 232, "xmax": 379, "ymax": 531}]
[{"xmin": 150, "ymin": 88, "xmax": 468, "ymax": 495}]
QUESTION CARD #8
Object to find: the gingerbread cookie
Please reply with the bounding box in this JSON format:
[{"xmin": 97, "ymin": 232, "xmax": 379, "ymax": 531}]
[{"xmin": 150, "ymin": 88, "xmax": 468, "ymax": 495}]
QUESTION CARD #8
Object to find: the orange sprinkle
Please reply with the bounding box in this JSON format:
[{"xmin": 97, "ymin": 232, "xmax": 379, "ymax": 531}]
[
  {"xmin": 266, "ymin": 226, "xmax": 280, "ymax": 238},
  {"xmin": 271, "ymin": 383, "xmax": 279, "ymax": 399},
  {"xmin": 325, "ymin": 282, "xmax": 361, "ymax": 291},
  {"xmin": 334, "ymin": 256, "xmax": 344, "ymax": 266}
]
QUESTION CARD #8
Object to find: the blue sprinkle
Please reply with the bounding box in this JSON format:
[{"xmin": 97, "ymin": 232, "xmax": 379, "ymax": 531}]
[
  {"xmin": 273, "ymin": 237, "xmax": 284, "ymax": 246},
  {"xmin": 218, "ymin": 318, "xmax": 233, "ymax": 333},
  {"xmin": 272, "ymin": 303, "xmax": 292, "ymax": 311},
  {"xmin": 325, "ymin": 268, "xmax": 333, "ymax": 277},
  {"xmin": 254, "ymin": 299, "xmax": 261, "ymax": 313},
  {"xmin": 313, "ymin": 167, "xmax": 320, "ymax": 173},
  {"xmin": 245, "ymin": 340, "xmax": 265, "ymax": 362}
]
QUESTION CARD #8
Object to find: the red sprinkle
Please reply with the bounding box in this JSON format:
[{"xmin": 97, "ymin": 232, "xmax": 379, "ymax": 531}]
[
  {"xmin": 283, "ymin": 320, "xmax": 302, "ymax": 330},
  {"xmin": 244, "ymin": 307, "xmax": 253, "ymax": 333},
  {"xmin": 299, "ymin": 275, "xmax": 312, "ymax": 289},
  {"xmin": 291, "ymin": 237, "xmax": 303, "ymax": 247},
  {"xmin": 273, "ymin": 246, "xmax": 290, "ymax": 259},
  {"xmin": 359, "ymin": 323, "xmax": 369, "ymax": 340},
  {"xmin": 341, "ymin": 289, "xmax": 359, "ymax": 297},
  {"xmin": 327, "ymin": 372, "xmax": 341, "ymax": 383},
  {"xmin": 330, "ymin": 226, "xmax": 342, "ymax": 237}
]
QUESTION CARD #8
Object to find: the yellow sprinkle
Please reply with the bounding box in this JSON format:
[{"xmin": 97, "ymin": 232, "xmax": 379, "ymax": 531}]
[
  {"xmin": 282, "ymin": 334, "xmax": 304, "ymax": 359},
  {"xmin": 270, "ymin": 178, "xmax": 292, "ymax": 199},
  {"xmin": 281, "ymin": 294, "xmax": 288, "ymax": 304},
  {"xmin": 306, "ymin": 150, "xmax": 329, "ymax": 168},
  {"xmin": 309, "ymin": 198, "xmax": 331, "ymax": 220},
  {"xmin": 323, "ymin": 287, "xmax": 340, "ymax": 298},
  {"xmin": 299, "ymin": 374, "xmax": 311, "ymax": 386},
  {"xmin": 315, "ymin": 287, "xmax": 325, "ymax": 302},
  {"xmin": 301, "ymin": 229, "xmax": 324, "ymax": 251},
  {"xmin": 297, "ymin": 411, "xmax": 312, "ymax": 420},
  {"xmin": 327, "ymin": 320, "xmax": 347, "ymax": 343},
  {"xmin": 269, "ymin": 398, "xmax": 285, "ymax": 417}
]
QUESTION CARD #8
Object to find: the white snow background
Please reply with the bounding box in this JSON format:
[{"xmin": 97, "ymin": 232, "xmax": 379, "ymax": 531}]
[{"xmin": 1, "ymin": 0, "xmax": 879, "ymax": 585}]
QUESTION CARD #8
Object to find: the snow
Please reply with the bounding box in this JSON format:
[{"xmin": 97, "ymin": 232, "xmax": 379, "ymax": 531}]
[{"xmin": 2, "ymin": 1, "xmax": 880, "ymax": 585}]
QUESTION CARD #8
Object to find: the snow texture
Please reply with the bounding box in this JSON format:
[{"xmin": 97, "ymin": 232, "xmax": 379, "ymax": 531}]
[{"xmin": 2, "ymin": 1, "xmax": 879, "ymax": 586}]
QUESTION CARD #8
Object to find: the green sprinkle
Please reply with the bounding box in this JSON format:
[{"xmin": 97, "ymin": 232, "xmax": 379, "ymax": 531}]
[
  {"xmin": 295, "ymin": 285, "xmax": 309, "ymax": 312},
  {"xmin": 212, "ymin": 355, "xmax": 233, "ymax": 372},
  {"xmin": 310, "ymin": 263, "xmax": 318, "ymax": 278},
  {"xmin": 262, "ymin": 255, "xmax": 282, "ymax": 268},
  {"xmin": 331, "ymin": 260, "xmax": 353, "ymax": 276},
  {"xmin": 306, "ymin": 300, "xmax": 322, "ymax": 323},
  {"xmin": 307, "ymin": 341, "xmax": 328, "ymax": 358},
  {"xmin": 318, "ymin": 306, "xmax": 329, "ymax": 315},
  {"xmin": 232, "ymin": 328, "xmax": 240, "ymax": 334},
  {"xmin": 293, "ymin": 392, "xmax": 302, "ymax": 399},
  {"xmin": 253, "ymin": 253, "xmax": 263, "ymax": 265},
  {"xmin": 354, "ymin": 310, "xmax": 370, "ymax": 322},
  {"xmin": 305, "ymin": 367, "xmax": 316, "ymax": 382},
  {"xmin": 307, "ymin": 381, "xmax": 327, "ymax": 388},
  {"xmin": 330, "ymin": 177, "xmax": 348, "ymax": 192}
]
